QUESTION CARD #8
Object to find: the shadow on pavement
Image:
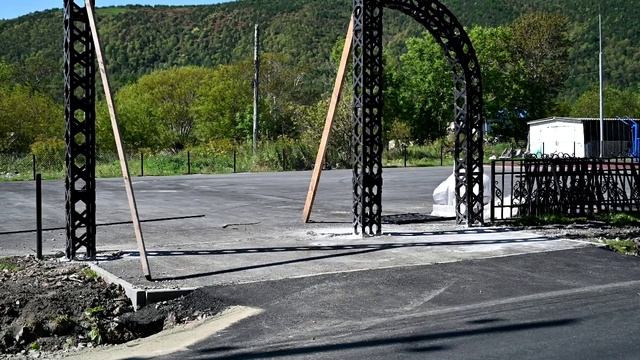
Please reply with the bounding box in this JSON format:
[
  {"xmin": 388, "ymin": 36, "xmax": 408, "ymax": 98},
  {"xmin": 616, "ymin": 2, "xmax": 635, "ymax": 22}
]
[
  {"xmin": 134, "ymin": 236, "xmax": 553, "ymax": 281},
  {"xmin": 192, "ymin": 318, "xmax": 579, "ymax": 359}
]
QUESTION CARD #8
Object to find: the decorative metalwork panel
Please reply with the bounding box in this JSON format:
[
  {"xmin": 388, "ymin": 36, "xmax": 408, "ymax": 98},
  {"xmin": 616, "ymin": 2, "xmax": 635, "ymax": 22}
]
[
  {"xmin": 352, "ymin": 0, "xmax": 384, "ymax": 236},
  {"xmin": 352, "ymin": 0, "xmax": 485, "ymax": 235},
  {"xmin": 64, "ymin": 0, "xmax": 96, "ymax": 259},
  {"xmin": 490, "ymin": 155, "xmax": 640, "ymax": 221}
]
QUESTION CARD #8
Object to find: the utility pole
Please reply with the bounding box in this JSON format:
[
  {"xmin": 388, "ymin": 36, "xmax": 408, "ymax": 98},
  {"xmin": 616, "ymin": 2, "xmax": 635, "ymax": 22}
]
[
  {"xmin": 253, "ymin": 24, "xmax": 260, "ymax": 154},
  {"xmin": 599, "ymin": 14, "xmax": 605, "ymax": 158}
]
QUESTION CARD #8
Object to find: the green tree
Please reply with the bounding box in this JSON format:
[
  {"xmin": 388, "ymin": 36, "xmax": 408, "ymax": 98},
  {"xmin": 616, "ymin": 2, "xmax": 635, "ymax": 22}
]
[
  {"xmin": 388, "ymin": 35, "xmax": 451, "ymax": 143},
  {"xmin": 98, "ymin": 66, "xmax": 215, "ymax": 152},
  {"xmin": 0, "ymin": 84, "xmax": 63, "ymax": 153},
  {"xmin": 571, "ymin": 86, "xmax": 640, "ymax": 118},
  {"xmin": 193, "ymin": 62, "xmax": 253, "ymax": 143},
  {"xmin": 509, "ymin": 12, "xmax": 570, "ymax": 121},
  {"xmin": 259, "ymin": 54, "xmax": 310, "ymax": 140}
]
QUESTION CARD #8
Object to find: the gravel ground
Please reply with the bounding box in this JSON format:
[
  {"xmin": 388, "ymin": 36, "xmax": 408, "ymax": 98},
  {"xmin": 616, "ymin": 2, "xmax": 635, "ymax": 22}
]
[
  {"xmin": 0, "ymin": 256, "xmax": 226, "ymax": 359},
  {"xmin": 507, "ymin": 221, "xmax": 640, "ymax": 254}
]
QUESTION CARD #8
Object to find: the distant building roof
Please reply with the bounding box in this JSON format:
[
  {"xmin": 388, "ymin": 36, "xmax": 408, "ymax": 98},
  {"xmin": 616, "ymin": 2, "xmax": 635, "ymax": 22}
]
[{"xmin": 527, "ymin": 117, "xmax": 632, "ymax": 126}]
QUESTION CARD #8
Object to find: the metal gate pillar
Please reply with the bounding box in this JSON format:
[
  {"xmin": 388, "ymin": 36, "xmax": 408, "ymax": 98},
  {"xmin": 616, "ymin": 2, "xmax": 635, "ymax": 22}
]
[
  {"xmin": 352, "ymin": 0, "xmax": 384, "ymax": 236},
  {"xmin": 64, "ymin": 0, "xmax": 97, "ymax": 259},
  {"xmin": 352, "ymin": 0, "xmax": 485, "ymax": 235}
]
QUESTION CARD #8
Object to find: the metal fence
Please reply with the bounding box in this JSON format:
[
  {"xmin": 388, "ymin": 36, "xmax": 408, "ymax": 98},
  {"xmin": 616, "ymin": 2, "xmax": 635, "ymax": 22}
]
[
  {"xmin": 1, "ymin": 144, "xmax": 455, "ymax": 182},
  {"xmin": 491, "ymin": 155, "xmax": 640, "ymax": 221},
  {"xmin": 1, "ymin": 150, "xmax": 245, "ymax": 181}
]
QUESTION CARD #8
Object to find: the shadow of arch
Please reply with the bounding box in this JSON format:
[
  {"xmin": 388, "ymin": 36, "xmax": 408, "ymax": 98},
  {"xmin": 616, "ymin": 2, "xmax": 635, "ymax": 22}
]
[{"xmin": 352, "ymin": 0, "xmax": 484, "ymax": 235}]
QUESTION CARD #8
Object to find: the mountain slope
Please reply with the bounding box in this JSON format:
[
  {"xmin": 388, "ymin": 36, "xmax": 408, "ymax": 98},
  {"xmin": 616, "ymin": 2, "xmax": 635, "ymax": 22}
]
[{"xmin": 0, "ymin": 0, "xmax": 637, "ymax": 102}]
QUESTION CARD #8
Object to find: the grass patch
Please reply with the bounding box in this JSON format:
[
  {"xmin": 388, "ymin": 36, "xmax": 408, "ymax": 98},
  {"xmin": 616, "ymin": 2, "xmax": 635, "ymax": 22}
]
[
  {"xmin": 513, "ymin": 214, "xmax": 590, "ymax": 226},
  {"xmin": 0, "ymin": 258, "xmax": 17, "ymax": 272},
  {"xmin": 512, "ymin": 212, "xmax": 640, "ymax": 227},
  {"xmin": 2, "ymin": 140, "xmax": 517, "ymax": 182},
  {"xmin": 603, "ymin": 212, "xmax": 640, "ymax": 226},
  {"xmin": 604, "ymin": 239, "xmax": 638, "ymax": 255},
  {"xmin": 81, "ymin": 268, "xmax": 99, "ymax": 281},
  {"xmin": 88, "ymin": 326, "xmax": 103, "ymax": 345},
  {"xmin": 84, "ymin": 305, "xmax": 105, "ymax": 317}
]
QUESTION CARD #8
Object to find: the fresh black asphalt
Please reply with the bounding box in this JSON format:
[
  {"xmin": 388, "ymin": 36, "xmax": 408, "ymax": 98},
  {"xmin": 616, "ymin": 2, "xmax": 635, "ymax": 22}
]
[{"xmin": 151, "ymin": 247, "xmax": 640, "ymax": 360}]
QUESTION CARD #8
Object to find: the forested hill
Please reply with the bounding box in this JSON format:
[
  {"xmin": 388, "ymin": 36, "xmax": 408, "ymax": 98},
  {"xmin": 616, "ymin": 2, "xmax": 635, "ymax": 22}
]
[{"xmin": 0, "ymin": 0, "xmax": 638, "ymax": 102}]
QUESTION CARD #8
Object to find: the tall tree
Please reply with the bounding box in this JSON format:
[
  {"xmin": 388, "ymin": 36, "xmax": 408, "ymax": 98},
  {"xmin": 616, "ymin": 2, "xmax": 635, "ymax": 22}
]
[
  {"xmin": 509, "ymin": 12, "xmax": 570, "ymax": 121},
  {"xmin": 571, "ymin": 86, "xmax": 640, "ymax": 118},
  {"xmin": 0, "ymin": 85, "xmax": 63, "ymax": 153},
  {"xmin": 194, "ymin": 62, "xmax": 253, "ymax": 143},
  {"xmin": 97, "ymin": 66, "xmax": 214, "ymax": 152}
]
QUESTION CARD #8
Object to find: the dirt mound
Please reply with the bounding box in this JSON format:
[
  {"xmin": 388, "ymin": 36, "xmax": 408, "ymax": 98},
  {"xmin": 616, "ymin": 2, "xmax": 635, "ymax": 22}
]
[{"xmin": 0, "ymin": 256, "xmax": 226, "ymax": 358}]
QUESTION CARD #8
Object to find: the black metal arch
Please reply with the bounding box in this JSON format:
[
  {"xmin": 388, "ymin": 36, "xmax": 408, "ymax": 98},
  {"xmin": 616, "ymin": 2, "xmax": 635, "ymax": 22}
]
[{"xmin": 352, "ymin": 0, "xmax": 484, "ymax": 236}]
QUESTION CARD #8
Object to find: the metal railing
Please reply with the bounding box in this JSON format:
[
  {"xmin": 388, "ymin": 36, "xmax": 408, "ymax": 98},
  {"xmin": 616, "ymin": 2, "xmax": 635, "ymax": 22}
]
[{"xmin": 491, "ymin": 155, "xmax": 640, "ymax": 222}]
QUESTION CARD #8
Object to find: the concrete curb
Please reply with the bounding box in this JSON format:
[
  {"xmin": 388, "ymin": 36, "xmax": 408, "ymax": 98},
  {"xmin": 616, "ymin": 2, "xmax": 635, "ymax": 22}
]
[{"xmin": 86, "ymin": 262, "xmax": 197, "ymax": 309}]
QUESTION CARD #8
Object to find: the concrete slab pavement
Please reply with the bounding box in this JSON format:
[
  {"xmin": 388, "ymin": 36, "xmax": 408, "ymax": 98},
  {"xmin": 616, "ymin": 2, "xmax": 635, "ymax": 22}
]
[
  {"xmin": 93, "ymin": 222, "xmax": 589, "ymax": 288},
  {"xmin": 1, "ymin": 167, "xmax": 589, "ymax": 290}
]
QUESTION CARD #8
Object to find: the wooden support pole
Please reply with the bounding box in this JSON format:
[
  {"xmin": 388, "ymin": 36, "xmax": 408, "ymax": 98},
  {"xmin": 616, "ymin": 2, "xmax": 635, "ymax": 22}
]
[
  {"xmin": 302, "ymin": 16, "xmax": 354, "ymax": 223},
  {"xmin": 85, "ymin": 1, "xmax": 151, "ymax": 280}
]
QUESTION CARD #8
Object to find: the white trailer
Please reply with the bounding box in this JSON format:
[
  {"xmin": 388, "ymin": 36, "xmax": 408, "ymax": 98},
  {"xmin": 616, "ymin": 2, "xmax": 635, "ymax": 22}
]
[{"xmin": 528, "ymin": 117, "xmax": 585, "ymax": 157}]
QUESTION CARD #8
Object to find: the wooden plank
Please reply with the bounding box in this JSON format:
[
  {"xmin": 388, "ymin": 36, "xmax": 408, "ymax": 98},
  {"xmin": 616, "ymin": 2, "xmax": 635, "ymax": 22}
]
[
  {"xmin": 85, "ymin": 0, "xmax": 152, "ymax": 280},
  {"xmin": 302, "ymin": 16, "xmax": 354, "ymax": 223}
]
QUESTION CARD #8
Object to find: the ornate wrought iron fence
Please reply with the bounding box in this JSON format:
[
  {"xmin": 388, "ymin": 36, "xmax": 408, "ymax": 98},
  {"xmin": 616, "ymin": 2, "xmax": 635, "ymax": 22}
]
[{"xmin": 491, "ymin": 155, "xmax": 640, "ymax": 221}]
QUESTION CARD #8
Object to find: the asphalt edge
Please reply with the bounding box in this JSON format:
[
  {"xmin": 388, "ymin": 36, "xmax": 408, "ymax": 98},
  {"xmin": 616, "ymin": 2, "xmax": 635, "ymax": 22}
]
[{"xmin": 63, "ymin": 305, "xmax": 263, "ymax": 360}]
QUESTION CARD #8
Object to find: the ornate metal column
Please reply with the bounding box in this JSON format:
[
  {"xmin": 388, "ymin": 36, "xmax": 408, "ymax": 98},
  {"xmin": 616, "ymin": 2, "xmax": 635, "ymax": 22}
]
[
  {"xmin": 352, "ymin": 0, "xmax": 384, "ymax": 236},
  {"xmin": 352, "ymin": 0, "xmax": 484, "ymax": 232},
  {"xmin": 64, "ymin": 0, "xmax": 97, "ymax": 258}
]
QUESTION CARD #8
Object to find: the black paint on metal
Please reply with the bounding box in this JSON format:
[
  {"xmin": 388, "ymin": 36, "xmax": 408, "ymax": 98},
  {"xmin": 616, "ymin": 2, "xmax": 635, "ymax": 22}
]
[
  {"xmin": 233, "ymin": 149, "xmax": 237, "ymax": 173},
  {"xmin": 352, "ymin": 0, "xmax": 485, "ymax": 236},
  {"xmin": 32, "ymin": 155, "xmax": 36, "ymax": 181},
  {"xmin": 187, "ymin": 151, "xmax": 191, "ymax": 175},
  {"xmin": 64, "ymin": 0, "xmax": 97, "ymax": 259},
  {"xmin": 403, "ymin": 145, "xmax": 407, "ymax": 168},
  {"xmin": 141, "ymin": 152, "xmax": 144, "ymax": 176},
  {"xmin": 490, "ymin": 155, "xmax": 640, "ymax": 222},
  {"xmin": 36, "ymin": 174, "xmax": 43, "ymax": 260},
  {"xmin": 382, "ymin": 213, "xmax": 455, "ymax": 225}
]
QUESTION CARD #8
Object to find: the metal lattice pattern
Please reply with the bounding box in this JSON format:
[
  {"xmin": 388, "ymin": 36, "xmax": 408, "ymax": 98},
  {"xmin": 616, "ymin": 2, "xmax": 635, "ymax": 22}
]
[
  {"xmin": 352, "ymin": 0, "xmax": 384, "ymax": 236},
  {"xmin": 64, "ymin": 0, "xmax": 96, "ymax": 259},
  {"xmin": 491, "ymin": 155, "xmax": 640, "ymax": 221},
  {"xmin": 352, "ymin": 0, "xmax": 485, "ymax": 235}
]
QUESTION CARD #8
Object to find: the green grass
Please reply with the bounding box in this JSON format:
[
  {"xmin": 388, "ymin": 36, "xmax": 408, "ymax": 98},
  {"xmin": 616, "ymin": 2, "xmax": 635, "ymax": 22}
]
[
  {"xmin": 513, "ymin": 214, "xmax": 591, "ymax": 226},
  {"xmin": 84, "ymin": 305, "xmax": 105, "ymax": 317},
  {"xmin": 52, "ymin": 314, "xmax": 73, "ymax": 326},
  {"xmin": 0, "ymin": 258, "xmax": 17, "ymax": 271},
  {"xmin": 0, "ymin": 141, "xmax": 524, "ymax": 182},
  {"xmin": 605, "ymin": 239, "xmax": 638, "ymax": 255},
  {"xmin": 512, "ymin": 212, "xmax": 640, "ymax": 227},
  {"xmin": 81, "ymin": 268, "xmax": 99, "ymax": 281},
  {"xmin": 89, "ymin": 326, "xmax": 103, "ymax": 345},
  {"xmin": 603, "ymin": 212, "xmax": 640, "ymax": 226}
]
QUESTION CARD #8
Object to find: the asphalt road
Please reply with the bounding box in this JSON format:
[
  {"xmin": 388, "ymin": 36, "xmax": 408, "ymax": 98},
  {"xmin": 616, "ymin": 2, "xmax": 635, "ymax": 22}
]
[
  {"xmin": 152, "ymin": 247, "xmax": 640, "ymax": 360},
  {"xmin": 0, "ymin": 167, "xmax": 454, "ymax": 255}
]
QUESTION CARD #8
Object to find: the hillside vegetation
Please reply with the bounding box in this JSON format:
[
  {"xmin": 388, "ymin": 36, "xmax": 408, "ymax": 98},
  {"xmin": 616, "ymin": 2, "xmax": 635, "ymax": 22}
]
[
  {"xmin": 0, "ymin": 0, "xmax": 638, "ymax": 101},
  {"xmin": 1, "ymin": 0, "xmax": 640, "ymax": 173}
]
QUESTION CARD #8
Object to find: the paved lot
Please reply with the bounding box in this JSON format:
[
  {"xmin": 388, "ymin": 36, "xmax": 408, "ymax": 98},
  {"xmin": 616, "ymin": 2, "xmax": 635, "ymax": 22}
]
[
  {"xmin": 1, "ymin": 167, "xmax": 586, "ymax": 288},
  {"xmin": 154, "ymin": 247, "xmax": 640, "ymax": 360},
  {"xmin": 3, "ymin": 167, "xmax": 450, "ymax": 252}
]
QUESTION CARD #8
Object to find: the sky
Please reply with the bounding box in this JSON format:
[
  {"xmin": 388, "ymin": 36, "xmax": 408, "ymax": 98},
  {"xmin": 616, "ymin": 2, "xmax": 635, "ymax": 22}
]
[{"xmin": 0, "ymin": 1, "xmax": 234, "ymax": 20}]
